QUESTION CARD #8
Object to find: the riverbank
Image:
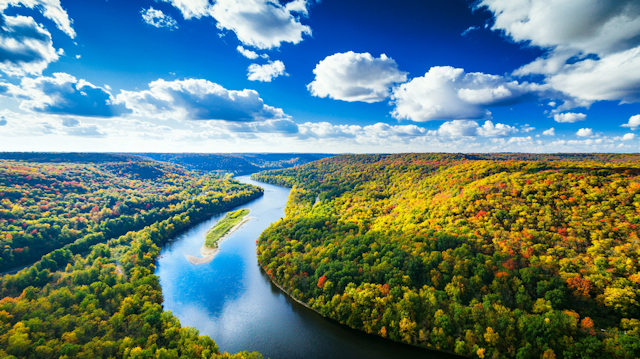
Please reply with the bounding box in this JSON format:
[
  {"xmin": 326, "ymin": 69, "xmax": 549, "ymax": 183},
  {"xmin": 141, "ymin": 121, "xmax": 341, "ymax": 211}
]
[
  {"xmin": 159, "ymin": 175, "xmax": 458, "ymax": 359},
  {"xmin": 261, "ymin": 264, "xmax": 462, "ymax": 358}
]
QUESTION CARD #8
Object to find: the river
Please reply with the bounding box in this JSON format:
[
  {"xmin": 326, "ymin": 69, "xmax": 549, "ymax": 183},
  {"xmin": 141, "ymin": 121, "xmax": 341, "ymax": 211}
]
[{"xmin": 156, "ymin": 175, "xmax": 456, "ymax": 359}]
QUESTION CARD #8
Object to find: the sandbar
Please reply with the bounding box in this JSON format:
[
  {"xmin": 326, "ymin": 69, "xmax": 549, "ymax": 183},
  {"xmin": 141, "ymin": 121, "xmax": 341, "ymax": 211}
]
[
  {"xmin": 201, "ymin": 216, "xmax": 253, "ymax": 256},
  {"xmin": 184, "ymin": 215, "xmax": 253, "ymax": 265}
]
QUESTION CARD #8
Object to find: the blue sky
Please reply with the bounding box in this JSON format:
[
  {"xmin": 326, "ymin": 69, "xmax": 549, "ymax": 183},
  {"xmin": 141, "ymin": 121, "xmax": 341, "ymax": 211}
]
[{"xmin": 0, "ymin": 0, "xmax": 639, "ymax": 153}]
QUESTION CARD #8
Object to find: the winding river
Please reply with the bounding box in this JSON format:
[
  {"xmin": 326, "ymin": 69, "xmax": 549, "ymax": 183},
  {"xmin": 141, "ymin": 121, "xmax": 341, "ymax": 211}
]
[{"xmin": 156, "ymin": 176, "xmax": 455, "ymax": 359}]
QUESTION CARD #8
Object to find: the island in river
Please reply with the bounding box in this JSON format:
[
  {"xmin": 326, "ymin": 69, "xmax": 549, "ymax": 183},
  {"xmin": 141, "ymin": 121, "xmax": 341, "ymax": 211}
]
[{"xmin": 185, "ymin": 208, "xmax": 252, "ymax": 264}]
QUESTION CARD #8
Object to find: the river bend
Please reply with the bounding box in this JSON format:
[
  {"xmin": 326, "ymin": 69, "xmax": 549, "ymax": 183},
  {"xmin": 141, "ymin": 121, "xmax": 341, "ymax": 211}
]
[{"xmin": 157, "ymin": 176, "xmax": 454, "ymax": 359}]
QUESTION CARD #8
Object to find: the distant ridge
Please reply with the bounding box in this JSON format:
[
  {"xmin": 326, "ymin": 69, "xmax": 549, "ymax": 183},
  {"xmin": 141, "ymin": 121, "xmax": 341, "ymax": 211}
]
[
  {"xmin": 0, "ymin": 152, "xmax": 335, "ymax": 174},
  {"xmin": 0, "ymin": 152, "xmax": 142, "ymax": 163}
]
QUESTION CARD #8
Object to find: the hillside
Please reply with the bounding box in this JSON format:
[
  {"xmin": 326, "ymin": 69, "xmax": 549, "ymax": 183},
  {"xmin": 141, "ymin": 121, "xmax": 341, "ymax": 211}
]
[
  {"xmin": 0, "ymin": 160, "xmax": 260, "ymax": 271},
  {"xmin": 0, "ymin": 152, "xmax": 335, "ymax": 176},
  {"xmin": 135, "ymin": 153, "xmax": 334, "ymax": 174},
  {"xmin": 0, "ymin": 159, "xmax": 264, "ymax": 358},
  {"xmin": 253, "ymin": 153, "xmax": 640, "ymax": 358}
]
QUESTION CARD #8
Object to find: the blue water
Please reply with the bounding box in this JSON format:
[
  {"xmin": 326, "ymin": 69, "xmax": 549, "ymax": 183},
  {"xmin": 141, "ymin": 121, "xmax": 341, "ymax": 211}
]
[{"xmin": 157, "ymin": 176, "xmax": 454, "ymax": 359}]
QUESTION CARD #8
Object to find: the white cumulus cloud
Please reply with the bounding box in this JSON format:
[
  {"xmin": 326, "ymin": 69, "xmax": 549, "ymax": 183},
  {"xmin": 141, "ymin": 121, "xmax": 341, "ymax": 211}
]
[
  {"xmin": 308, "ymin": 52, "xmax": 407, "ymax": 103},
  {"xmin": 477, "ymin": 120, "xmax": 519, "ymax": 137},
  {"xmin": 553, "ymin": 112, "xmax": 586, "ymax": 123},
  {"xmin": 141, "ymin": 7, "xmax": 178, "ymax": 29},
  {"xmin": 621, "ymin": 114, "xmax": 640, "ymax": 129},
  {"xmin": 622, "ymin": 133, "xmax": 636, "ymax": 140},
  {"xmin": 0, "ymin": 73, "xmax": 128, "ymax": 117},
  {"xmin": 0, "ymin": 15, "xmax": 59, "ymax": 76},
  {"xmin": 297, "ymin": 122, "xmax": 429, "ymax": 140},
  {"xmin": 0, "ymin": 0, "xmax": 75, "ymax": 38},
  {"xmin": 159, "ymin": 0, "xmax": 211, "ymax": 19},
  {"xmin": 543, "ymin": 128, "xmax": 555, "ymax": 136},
  {"xmin": 115, "ymin": 78, "xmax": 288, "ymax": 122},
  {"xmin": 435, "ymin": 120, "xmax": 518, "ymax": 138},
  {"xmin": 391, "ymin": 66, "xmax": 543, "ymax": 122},
  {"xmin": 163, "ymin": 0, "xmax": 311, "ymax": 49},
  {"xmin": 237, "ymin": 45, "xmax": 268, "ymax": 59},
  {"xmin": 247, "ymin": 60, "xmax": 286, "ymax": 82},
  {"xmin": 478, "ymin": 0, "xmax": 640, "ymax": 107},
  {"xmin": 576, "ymin": 128, "xmax": 594, "ymax": 137},
  {"xmin": 437, "ymin": 120, "xmax": 482, "ymax": 138}
]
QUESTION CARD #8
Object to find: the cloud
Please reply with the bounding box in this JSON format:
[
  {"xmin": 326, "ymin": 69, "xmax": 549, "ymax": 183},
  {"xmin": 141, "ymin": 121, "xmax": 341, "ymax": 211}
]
[
  {"xmin": 506, "ymin": 136, "xmax": 533, "ymax": 145},
  {"xmin": 0, "ymin": 109, "xmax": 112, "ymax": 139},
  {"xmin": 0, "ymin": 0, "xmax": 75, "ymax": 38},
  {"xmin": 61, "ymin": 117, "xmax": 78, "ymax": 127},
  {"xmin": 159, "ymin": 0, "xmax": 212, "ymax": 19},
  {"xmin": 477, "ymin": 120, "xmax": 519, "ymax": 137},
  {"xmin": 461, "ymin": 26, "xmax": 479, "ymax": 36},
  {"xmin": 292, "ymin": 120, "xmax": 519, "ymax": 144},
  {"xmin": 479, "ymin": 0, "xmax": 640, "ymax": 60},
  {"xmin": 437, "ymin": 120, "xmax": 481, "ymax": 138},
  {"xmin": 225, "ymin": 118, "xmax": 298, "ymax": 134},
  {"xmin": 141, "ymin": 7, "xmax": 178, "ymax": 29},
  {"xmin": 237, "ymin": 45, "xmax": 264, "ymax": 59},
  {"xmin": 553, "ymin": 112, "xmax": 586, "ymax": 123},
  {"xmin": 621, "ymin": 114, "xmax": 640, "ymax": 129},
  {"xmin": 0, "ymin": 15, "xmax": 59, "ymax": 76},
  {"xmin": 115, "ymin": 78, "xmax": 288, "ymax": 122},
  {"xmin": 298, "ymin": 122, "xmax": 358, "ymax": 139},
  {"xmin": 391, "ymin": 66, "xmax": 543, "ymax": 122},
  {"xmin": 297, "ymin": 121, "xmax": 429, "ymax": 140},
  {"xmin": 542, "ymin": 127, "xmax": 555, "ymax": 136},
  {"xmin": 521, "ymin": 124, "xmax": 535, "ymax": 133},
  {"xmin": 64, "ymin": 124, "xmax": 106, "ymax": 137},
  {"xmin": 163, "ymin": 0, "xmax": 311, "ymax": 49},
  {"xmin": 308, "ymin": 52, "xmax": 407, "ymax": 103},
  {"xmin": 545, "ymin": 47, "xmax": 640, "ymax": 104},
  {"xmin": 576, "ymin": 128, "xmax": 594, "ymax": 137},
  {"xmin": 247, "ymin": 60, "xmax": 286, "ymax": 82},
  {"xmin": 478, "ymin": 0, "xmax": 640, "ymax": 107},
  {"xmin": 1, "ymin": 73, "xmax": 129, "ymax": 117},
  {"xmin": 622, "ymin": 133, "xmax": 636, "ymax": 140},
  {"xmin": 435, "ymin": 120, "xmax": 518, "ymax": 138}
]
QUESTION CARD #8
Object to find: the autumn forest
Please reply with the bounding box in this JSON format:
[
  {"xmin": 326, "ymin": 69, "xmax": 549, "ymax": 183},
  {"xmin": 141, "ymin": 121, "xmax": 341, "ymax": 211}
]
[
  {"xmin": 253, "ymin": 153, "xmax": 640, "ymax": 358},
  {"xmin": 1, "ymin": 152, "xmax": 640, "ymax": 358}
]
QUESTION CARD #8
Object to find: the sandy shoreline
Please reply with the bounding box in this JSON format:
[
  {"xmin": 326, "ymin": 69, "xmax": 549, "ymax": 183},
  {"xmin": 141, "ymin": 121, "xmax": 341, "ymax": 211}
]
[
  {"xmin": 184, "ymin": 215, "xmax": 253, "ymax": 265},
  {"xmin": 185, "ymin": 254, "xmax": 215, "ymax": 265}
]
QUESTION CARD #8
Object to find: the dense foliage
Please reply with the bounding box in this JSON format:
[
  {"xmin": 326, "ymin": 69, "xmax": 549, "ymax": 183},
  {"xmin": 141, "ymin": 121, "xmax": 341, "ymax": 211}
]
[
  {"xmin": 253, "ymin": 153, "xmax": 640, "ymax": 358},
  {"xmin": 0, "ymin": 160, "xmax": 264, "ymax": 358},
  {"xmin": 0, "ymin": 160, "xmax": 260, "ymax": 271}
]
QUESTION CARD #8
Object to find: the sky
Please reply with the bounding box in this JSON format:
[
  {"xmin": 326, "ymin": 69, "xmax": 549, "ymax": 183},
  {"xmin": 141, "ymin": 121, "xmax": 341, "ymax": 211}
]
[{"xmin": 0, "ymin": 0, "xmax": 640, "ymax": 153}]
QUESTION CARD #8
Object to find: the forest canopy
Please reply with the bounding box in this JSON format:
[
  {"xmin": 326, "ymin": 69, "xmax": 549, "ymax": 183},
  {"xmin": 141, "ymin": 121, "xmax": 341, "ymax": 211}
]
[
  {"xmin": 0, "ymin": 157, "xmax": 264, "ymax": 358},
  {"xmin": 252, "ymin": 153, "xmax": 640, "ymax": 358}
]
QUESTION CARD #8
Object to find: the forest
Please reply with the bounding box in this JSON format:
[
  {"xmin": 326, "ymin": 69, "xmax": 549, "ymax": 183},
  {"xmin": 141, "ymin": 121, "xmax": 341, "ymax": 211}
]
[
  {"xmin": 0, "ymin": 153, "xmax": 335, "ymax": 176},
  {"xmin": 252, "ymin": 153, "xmax": 640, "ymax": 358},
  {"xmin": 133, "ymin": 153, "xmax": 334, "ymax": 175},
  {"xmin": 0, "ymin": 160, "xmax": 262, "ymax": 272},
  {"xmin": 0, "ymin": 157, "xmax": 264, "ymax": 358}
]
